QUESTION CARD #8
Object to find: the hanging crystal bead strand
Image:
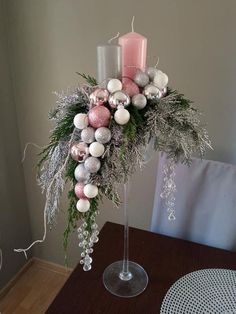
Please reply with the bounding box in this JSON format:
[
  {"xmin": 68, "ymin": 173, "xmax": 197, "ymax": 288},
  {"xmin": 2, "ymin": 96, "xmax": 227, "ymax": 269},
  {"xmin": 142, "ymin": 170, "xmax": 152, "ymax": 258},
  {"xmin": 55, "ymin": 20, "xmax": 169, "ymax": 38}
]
[
  {"xmin": 160, "ymin": 158, "xmax": 177, "ymax": 221},
  {"xmin": 77, "ymin": 211, "xmax": 100, "ymax": 271}
]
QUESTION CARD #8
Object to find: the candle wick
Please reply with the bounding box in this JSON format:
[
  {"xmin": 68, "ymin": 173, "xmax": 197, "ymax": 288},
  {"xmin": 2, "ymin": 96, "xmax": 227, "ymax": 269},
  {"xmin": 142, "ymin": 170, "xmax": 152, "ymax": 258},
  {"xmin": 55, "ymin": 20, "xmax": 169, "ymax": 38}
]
[
  {"xmin": 155, "ymin": 56, "xmax": 160, "ymax": 68},
  {"xmin": 131, "ymin": 16, "xmax": 135, "ymax": 32},
  {"xmin": 108, "ymin": 32, "xmax": 120, "ymax": 44}
]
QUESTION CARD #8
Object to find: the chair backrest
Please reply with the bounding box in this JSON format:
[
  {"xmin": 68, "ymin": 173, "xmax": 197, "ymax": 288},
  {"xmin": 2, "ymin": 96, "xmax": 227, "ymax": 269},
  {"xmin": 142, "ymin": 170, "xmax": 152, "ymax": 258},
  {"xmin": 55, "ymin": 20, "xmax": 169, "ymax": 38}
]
[{"xmin": 151, "ymin": 153, "xmax": 236, "ymax": 251}]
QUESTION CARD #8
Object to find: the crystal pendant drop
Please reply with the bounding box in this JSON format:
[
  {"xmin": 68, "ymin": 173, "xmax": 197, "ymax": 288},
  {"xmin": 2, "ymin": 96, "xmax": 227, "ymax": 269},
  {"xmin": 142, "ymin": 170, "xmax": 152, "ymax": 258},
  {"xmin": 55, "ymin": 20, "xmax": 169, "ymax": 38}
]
[
  {"xmin": 168, "ymin": 211, "xmax": 176, "ymax": 221},
  {"xmin": 161, "ymin": 158, "xmax": 177, "ymax": 219},
  {"xmin": 83, "ymin": 264, "xmax": 92, "ymax": 271},
  {"xmin": 84, "ymin": 254, "xmax": 92, "ymax": 264}
]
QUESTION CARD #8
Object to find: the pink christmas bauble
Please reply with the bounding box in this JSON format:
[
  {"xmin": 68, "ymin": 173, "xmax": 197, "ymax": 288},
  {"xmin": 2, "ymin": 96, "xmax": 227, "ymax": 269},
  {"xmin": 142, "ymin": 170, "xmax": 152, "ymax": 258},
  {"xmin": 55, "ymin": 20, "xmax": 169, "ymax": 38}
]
[
  {"xmin": 70, "ymin": 142, "xmax": 89, "ymax": 162},
  {"xmin": 89, "ymin": 88, "xmax": 109, "ymax": 106},
  {"xmin": 74, "ymin": 182, "xmax": 87, "ymax": 199},
  {"xmin": 88, "ymin": 106, "xmax": 111, "ymax": 128},
  {"xmin": 122, "ymin": 78, "xmax": 140, "ymax": 97}
]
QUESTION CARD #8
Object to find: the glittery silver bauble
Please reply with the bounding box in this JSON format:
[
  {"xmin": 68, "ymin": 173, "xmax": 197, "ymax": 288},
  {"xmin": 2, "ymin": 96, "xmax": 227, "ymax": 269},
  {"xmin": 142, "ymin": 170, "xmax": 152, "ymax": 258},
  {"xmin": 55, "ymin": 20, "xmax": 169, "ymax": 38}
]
[
  {"xmin": 134, "ymin": 71, "xmax": 149, "ymax": 87},
  {"xmin": 74, "ymin": 164, "xmax": 90, "ymax": 182},
  {"xmin": 81, "ymin": 127, "xmax": 95, "ymax": 144},
  {"xmin": 84, "ymin": 156, "xmax": 101, "ymax": 173},
  {"xmin": 146, "ymin": 67, "xmax": 159, "ymax": 81},
  {"xmin": 70, "ymin": 142, "xmax": 89, "ymax": 162},
  {"xmin": 108, "ymin": 91, "xmax": 130, "ymax": 109},
  {"xmin": 95, "ymin": 127, "xmax": 111, "ymax": 144},
  {"xmin": 89, "ymin": 88, "xmax": 109, "ymax": 106},
  {"xmin": 153, "ymin": 71, "xmax": 169, "ymax": 90},
  {"xmin": 132, "ymin": 94, "xmax": 147, "ymax": 110},
  {"xmin": 143, "ymin": 84, "xmax": 162, "ymax": 99}
]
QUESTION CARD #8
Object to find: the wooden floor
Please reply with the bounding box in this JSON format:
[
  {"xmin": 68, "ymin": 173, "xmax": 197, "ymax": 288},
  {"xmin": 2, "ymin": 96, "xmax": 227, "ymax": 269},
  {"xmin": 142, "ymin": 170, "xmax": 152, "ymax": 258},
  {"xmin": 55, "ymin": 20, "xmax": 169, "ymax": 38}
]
[{"xmin": 0, "ymin": 259, "xmax": 71, "ymax": 314}]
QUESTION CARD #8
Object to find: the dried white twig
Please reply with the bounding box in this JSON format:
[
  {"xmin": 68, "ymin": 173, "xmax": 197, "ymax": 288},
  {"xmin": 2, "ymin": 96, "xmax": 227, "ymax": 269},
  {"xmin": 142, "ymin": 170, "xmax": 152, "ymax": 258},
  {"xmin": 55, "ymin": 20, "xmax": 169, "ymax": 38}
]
[{"xmin": 14, "ymin": 129, "xmax": 76, "ymax": 258}]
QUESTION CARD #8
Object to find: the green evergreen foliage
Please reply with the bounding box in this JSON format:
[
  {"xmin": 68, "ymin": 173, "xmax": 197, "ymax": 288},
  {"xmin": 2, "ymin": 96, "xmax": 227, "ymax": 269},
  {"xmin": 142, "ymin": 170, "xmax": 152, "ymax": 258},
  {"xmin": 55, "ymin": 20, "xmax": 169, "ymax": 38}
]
[{"xmin": 37, "ymin": 74, "xmax": 211, "ymax": 262}]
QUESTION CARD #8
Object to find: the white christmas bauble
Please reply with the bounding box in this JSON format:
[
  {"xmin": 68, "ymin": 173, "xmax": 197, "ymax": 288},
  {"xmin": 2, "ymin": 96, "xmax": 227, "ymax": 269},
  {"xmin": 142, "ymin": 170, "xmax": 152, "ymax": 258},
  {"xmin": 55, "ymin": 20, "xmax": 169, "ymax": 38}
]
[
  {"xmin": 153, "ymin": 71, "xmax": 168, "ymax": 90},
  {"xmin": 76, "ymin": 199, "xmax": 90, "ymax": 212},
  {"xmin": 84, "ymin": 184, "xmax": 98, "ymax": 198},
  {"xmin": 114, "ymin": 107, "xmax": 130, "ymax": 125},
  {"xmin": 73, "ymin": 113, "xmax": 89, "ymax": 130},
  {"xmin": 89, "ymin": 142, "xmax": 105, "ymax": 157},
  {"xmin": 107, "ymin": 79, "xmax": 122, "ymax": 93}
]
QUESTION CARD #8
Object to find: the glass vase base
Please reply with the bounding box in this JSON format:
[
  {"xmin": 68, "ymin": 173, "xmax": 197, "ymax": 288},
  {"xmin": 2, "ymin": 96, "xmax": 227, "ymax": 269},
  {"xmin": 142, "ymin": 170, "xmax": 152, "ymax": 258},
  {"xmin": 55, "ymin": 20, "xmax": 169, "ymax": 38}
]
[{"xmin": 103, "ymin": 261, "xmax": 149, "ymax": 298}]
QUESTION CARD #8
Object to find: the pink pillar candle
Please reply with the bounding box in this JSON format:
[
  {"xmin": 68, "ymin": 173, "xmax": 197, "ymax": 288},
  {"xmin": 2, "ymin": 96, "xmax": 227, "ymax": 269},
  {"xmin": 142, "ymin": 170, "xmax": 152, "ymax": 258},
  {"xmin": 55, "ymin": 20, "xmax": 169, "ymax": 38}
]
[{"xmin": 118, "ymin": 32, "xmax": 147, "ymax": 80}]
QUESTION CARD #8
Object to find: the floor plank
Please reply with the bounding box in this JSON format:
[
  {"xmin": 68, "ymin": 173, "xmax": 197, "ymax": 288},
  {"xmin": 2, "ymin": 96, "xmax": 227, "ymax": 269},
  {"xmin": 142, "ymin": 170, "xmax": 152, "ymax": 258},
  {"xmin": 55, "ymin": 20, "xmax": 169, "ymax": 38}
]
[{"xmin": 0, "ymin": 260, "xmax": 71, "ymax": 314}]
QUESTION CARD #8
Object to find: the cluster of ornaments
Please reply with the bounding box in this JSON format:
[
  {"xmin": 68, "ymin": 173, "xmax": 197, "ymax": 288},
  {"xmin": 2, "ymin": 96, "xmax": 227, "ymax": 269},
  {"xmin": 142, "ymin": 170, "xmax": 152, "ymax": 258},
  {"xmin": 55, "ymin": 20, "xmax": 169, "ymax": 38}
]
[
  {"xmin": 70, "ymin": 66, "xmax": 168, "ymax": 270},
  {"xmin": 77, "ymin": 66, "xmax": 168, "ymax": 129},
  {"xmin": 71, "ymin": 66, "xmax": 169, "ymax": 213},
  {"xmin": 71, "ymin": 122, "xmax": 112, "ymax": 213},
  {"xmin": 98, "ymin": 67, "xmax": 168, "ymax": 125},
  {"xmin": 71, "ymin": 88, "xmax": 113, "ymax": 270}
]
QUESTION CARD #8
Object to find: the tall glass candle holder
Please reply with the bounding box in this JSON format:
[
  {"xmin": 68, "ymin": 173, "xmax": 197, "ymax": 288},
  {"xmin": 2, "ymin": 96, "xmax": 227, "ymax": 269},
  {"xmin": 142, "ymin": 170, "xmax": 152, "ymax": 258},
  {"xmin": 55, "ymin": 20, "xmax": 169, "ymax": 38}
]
[
  {"xmin": 97, "ymin": 45, "xmax": 122, "ymax": 84},
  {"xmin": 103, "ymin": 182, "xmax": 149, "ymax": 298}
]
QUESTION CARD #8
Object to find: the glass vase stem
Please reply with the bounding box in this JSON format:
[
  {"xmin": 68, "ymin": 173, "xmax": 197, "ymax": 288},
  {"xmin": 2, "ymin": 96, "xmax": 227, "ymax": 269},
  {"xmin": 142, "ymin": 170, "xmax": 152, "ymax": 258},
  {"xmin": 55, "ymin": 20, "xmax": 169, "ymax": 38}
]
[
  {"xmin": 119, "ymin": 183, "xmax": 132, "ymax": 281},
  {"xmin": 102, "ymin": 181, "xmax": 149, "ymax": 297}
]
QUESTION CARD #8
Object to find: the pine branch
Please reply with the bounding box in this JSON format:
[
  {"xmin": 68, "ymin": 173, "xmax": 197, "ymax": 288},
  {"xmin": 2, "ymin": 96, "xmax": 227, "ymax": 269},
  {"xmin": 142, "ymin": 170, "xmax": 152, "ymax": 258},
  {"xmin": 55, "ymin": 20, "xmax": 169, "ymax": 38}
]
[
  {"xmin": 76, "ymin": 72, "xmax": 97, "ymax": 86},
  {"xmin": 37, "ymin": 102, "xmax": 87, "ymax": 173}
]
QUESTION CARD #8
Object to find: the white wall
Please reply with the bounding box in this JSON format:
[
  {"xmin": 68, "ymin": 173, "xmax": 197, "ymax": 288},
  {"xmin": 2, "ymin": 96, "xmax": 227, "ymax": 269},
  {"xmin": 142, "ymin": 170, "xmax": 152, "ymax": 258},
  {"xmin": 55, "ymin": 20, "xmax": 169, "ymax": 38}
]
[
  {"xmin": 5, "ymin": 0, "xmax": 236, "ymax": 267},
  {"xmin": 0, "ymin": 0, "xmax": 31, "ymax": 289}
]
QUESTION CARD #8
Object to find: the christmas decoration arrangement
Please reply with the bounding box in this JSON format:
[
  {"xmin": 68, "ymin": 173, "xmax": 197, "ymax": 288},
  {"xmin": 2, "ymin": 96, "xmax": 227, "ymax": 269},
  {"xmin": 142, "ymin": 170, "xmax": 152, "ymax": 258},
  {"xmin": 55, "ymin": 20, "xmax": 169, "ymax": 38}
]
[{"xmin": 15, "ymin": 22, "xmax": 211, "ymax": 272}]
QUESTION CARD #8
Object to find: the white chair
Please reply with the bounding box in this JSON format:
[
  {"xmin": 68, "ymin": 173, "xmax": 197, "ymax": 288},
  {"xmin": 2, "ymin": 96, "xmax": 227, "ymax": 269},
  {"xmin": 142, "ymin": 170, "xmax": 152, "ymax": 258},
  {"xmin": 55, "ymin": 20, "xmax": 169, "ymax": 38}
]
[{"xmin": 151, "ymin": 153, "xmax": 236, "ymax": 251}]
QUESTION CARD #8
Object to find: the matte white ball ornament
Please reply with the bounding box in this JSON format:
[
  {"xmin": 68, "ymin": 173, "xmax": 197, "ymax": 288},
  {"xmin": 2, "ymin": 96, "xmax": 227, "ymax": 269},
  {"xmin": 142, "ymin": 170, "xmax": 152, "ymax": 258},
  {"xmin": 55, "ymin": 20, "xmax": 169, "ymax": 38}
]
[
  {"xmin": 107, "ymin": 79, "xmax": 122, "ymax": 93},
  {"xmin": 114, "ymin": 106, "xmax": 130, "ymax": 125},
  {"xmin": 76, "ymin": 199, "xmax": 90, "ymax": 212},
  {"xmin": 132, "ymin": 94, "xmax": 147, "ymax": 110},
  {"xmin": 73, "ymin": 113, "xmax": 89, "ymax": 130},
  {"xmin": 89, "ymin": 142, "xmax": 105, "ymax": 157},
  {"xmin": 153, "ymin": 70, "xmax": 169, "ymax": 90},
  {"xmin": 84, "ymin": 184, "xmax": 98, "ymax": 198}
]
